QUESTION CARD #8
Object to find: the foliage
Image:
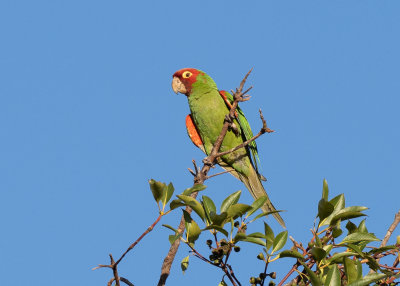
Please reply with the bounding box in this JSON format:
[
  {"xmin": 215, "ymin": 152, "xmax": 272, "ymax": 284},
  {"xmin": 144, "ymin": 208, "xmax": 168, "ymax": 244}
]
[{"xmin": 155, "ymin": 179, "xmax": 399, "ymax": 286}]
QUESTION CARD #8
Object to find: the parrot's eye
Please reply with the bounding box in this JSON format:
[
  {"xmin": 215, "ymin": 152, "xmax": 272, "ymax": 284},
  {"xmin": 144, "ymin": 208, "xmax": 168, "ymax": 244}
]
[{"xmin": 182, "ymin": 71, "xmax": 192, "ymax": 78}]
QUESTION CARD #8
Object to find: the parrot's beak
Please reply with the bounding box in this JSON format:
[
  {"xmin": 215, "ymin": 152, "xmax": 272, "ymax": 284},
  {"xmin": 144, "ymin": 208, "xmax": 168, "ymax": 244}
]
[{"xmin": 172, "ymin": 76, "xmax": 187, "ymax": 94}]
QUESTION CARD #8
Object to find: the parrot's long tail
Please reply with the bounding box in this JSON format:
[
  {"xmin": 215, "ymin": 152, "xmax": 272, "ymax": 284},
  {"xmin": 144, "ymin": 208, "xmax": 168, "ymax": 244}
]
[
  {"xmin": 239, "ymin": 167, "xmax": 286, "ymax": 228},
  {"xmin": 217, "ymin": 159, "xmax": 285, "ymax": 228}
]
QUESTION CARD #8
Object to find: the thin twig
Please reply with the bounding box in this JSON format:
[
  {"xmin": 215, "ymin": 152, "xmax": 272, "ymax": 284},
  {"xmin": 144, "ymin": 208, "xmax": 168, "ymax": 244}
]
[{"xmin": 110, "ymin": 255, "xmax": 120, "ymax": 286}]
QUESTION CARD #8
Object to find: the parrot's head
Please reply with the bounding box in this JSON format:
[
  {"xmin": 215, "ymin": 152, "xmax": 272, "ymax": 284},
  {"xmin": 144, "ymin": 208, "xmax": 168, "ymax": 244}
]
[{"xmin": 172, "ymin": 68, "xmax": 217, "ymax": 96}]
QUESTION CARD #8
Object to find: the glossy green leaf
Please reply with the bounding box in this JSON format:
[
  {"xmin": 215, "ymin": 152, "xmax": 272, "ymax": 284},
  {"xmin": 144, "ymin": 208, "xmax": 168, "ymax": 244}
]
[
  {"xmin": 272, "ymin": 230, "xmax": 288, "ymax": 254},
  {"xmin": 220, "ymin": 190, "xmax": 241, "ymax": 213},
  {"xmin": 345, "ymin": 243, "xmax": 364, "ymax": 257},
  {"xmin": 170, "ymin": 199, "xmax": 185, "ymax": 210},
  {"xmin": 323, "ymin": 244, "xmax": 333, "ymax": 255},
  {"xmin": 264, "ymin": 222, "xmax": 275, "ymax": 249},
  {"xmin": 329, "ymin": 194, "xmax": 345, "ymax": 210},
  {"xmin": 164, "ymin": 183, "xmax": 175, "ymax": 205},
  {"xmin": 181, "ymin": 256, "xmax": 189, "ymax": 274},
  {"xmin": 328, "ymin": 252, "xmax": 358, "ymax": 264},
  {"xmin": 300, "ymin": 261, "xmax": 322, "ymax": 286},
  {"xmin": 357, "ymin": 219, "xmax": 368, "ymax": 233},
  {"xmin": 177, "ymin": 195, "xmax": 206, "ymax": 221},
  {"xmin": 182, "ymin": 184, "xmax": 207, "ymax": 195},
  {"xmin": 344, "ymin": 257, "xmax": 358, "ymax": 283},
  {"xmin": 247, "ymin": 196, "xmax": 268, "ymax": 217},
  {"xmin": 210, "ymin": 212, "xmax": 228, "ymax": 226},
  {"xmin": 322, "ymin": 179, "xmax": 329, "ymax": 200},
  {"xmin": 241, "ymin": 236, "xmax": 265, "ymax": 246},
  {"xmin": 218, "ymin": 280, "xmax": 228, "ymax": 286},
  {"xmin": 202, "ymin": 195, "xmax": 216, "ymax": 223},
  {"xmin": 355, "ymin": 259, "xmax": 362, "ymax": 280},
  {"xmin": 318, "ymin": 198, "xmax": 334, "ymax": 223},
  {"xmin": 252, "ymin": 210, "xmax": 283, "ymax": 222},
  {"xmin": 183, "ymin": 211, "xmax": 201, "ymax": 243},
  {"xmin": 340, "ymin": 232, "xmax": 380, "ymax": 244},
  {"xmin": 331, "ymin": 212, "xmax": 367, "ymax": 226},
  {"xmin": 149, "ymin": 179, "xmax": 166, "ymax": 203},
  {"xmin": 203, "ymin": 225, "xmax": 228, "ymax": 237},
  {"xmin": 247, "ymin": 232, "xmax": 267, "ymax": 239},
  {"xmin": 325, "ymin": 264, "xmax": 340, "ymax": 286},
  {"xmin": 346, "ymin": 221, "xmax": 357, "ymax": 234},
  {"xmin": 278, "ymin": 249, "xmax": 305, "ymax": 260},
  {"xmin": 233, "ymin": 232, "xmax": 247, "ymax": 243},
  {"xmin": 226, "ymin": 203, "xmax": 252, "ymax": 219},
  {"xmin": 310, "ymin": 247, "xmax": 327, "ymax": 262},
  {"xmin": 347, "ymin": 273, "xmax": 392, "ymax": 286},
  {"xmin": 168, "ymin": 233, "xmax": 181, "ymax": 245},
  {"xmin": 320, "ymin": 194, "xmax": 345, "ymax": 226},
  {"xmin": 367, "ymin": 245, "xmax": 397, "ymax": 255}
]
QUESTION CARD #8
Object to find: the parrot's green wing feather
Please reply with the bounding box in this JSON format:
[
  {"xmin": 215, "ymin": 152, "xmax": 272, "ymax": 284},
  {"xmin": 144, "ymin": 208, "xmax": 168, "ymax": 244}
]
[{"xmin": 219, "ymin": 91, "xmax": 265, "ymax": 180}]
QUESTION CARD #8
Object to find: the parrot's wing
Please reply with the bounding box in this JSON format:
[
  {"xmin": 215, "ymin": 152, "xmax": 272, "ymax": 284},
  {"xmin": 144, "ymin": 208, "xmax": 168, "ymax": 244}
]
[
  {"xmin": 185, "ymin": 114, "xmax": 206, "ymax": 153},
  {"xmin": 219, "ymin": 90, "xmax": 265, "ymax": 180}
]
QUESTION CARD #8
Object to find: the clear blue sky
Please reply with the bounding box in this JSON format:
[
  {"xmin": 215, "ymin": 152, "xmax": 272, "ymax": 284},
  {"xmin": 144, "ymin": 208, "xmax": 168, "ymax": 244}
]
[{"xmin": 1, "ymin": 1, "xmax": 399, "ymax": 285}]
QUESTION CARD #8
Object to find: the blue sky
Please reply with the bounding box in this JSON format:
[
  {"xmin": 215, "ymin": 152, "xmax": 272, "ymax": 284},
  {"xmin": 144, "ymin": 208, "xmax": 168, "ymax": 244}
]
[{"xmin": 1, "ymin": 1, "xmax": 399, "ymax": 285}]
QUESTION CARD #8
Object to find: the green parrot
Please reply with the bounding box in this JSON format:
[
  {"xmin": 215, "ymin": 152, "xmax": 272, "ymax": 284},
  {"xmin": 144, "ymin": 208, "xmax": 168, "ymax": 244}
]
[{"xmin": 172, "ymin": 68, "xmax": 285, "ymax": 227}]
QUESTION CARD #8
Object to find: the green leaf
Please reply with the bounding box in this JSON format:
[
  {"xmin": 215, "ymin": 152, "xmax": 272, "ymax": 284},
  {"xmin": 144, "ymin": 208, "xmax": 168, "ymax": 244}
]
[
  {"xmin": 169, "ymin": 199, "xmax": 185, "ymax": 210},
  {"xmin": 346, "ymin": 221, "xmax": 357, "ymax": 234},
  {"xmin": 163, "ymin": 183, "xmax": 175, "ymax": 206},
  {"xmin": 252, "ymin": 210, "xmax": 283, "ymax": 222},
  {"xmin": 181, "ymin": 256, "xmax": 189, "ymax": 274},
  {"xmin": 272, "ymin": 230, "xmax": 288, "ymax": 254},
  {"xmin": 278, "ymin": 250, "xmax": 305, "ymax": 260},
  {"xmin": 220, "ymin": 190, "xmax": 241, "ymax": 213},
  {"xmin": 310, "ymin": 247, "xmax": 327, "ymax": 262},
  {"xmin": 357, "ymin": 219, "xmax": 368, "ymax": 233},
  {"xmin": 202, "ymin": 195, "xmax": 216, "ymax": 223},
  {"xmin": 328, "ymin": 252, "xmax": 358, "ymax": 264},
  {"xmin": 247, "ymin": 196, "xmax": 268, "ymax": 217},
  {"xmin": 300, "ymin": 261, "xmax": 322, "ymax": 286},
  {"xmin": 247, "ymin": 232, "xmax": 267, "ymax": 239},
  {"xmin": 322, "ymin": 179, "xmax": 329, "ymax": 200},
  {"xmin": 331, "ymin": 212, "xmax": 367, "ymax": 226},
  {"xmin": 233, "ymin": 233, "xmax": 247, "ymax": 243},
  {"xmin": 320, "ymin": 194, "xmax": 345, "ymax": 226},
  {"xmin": 210, "ymin": 212, "xmax": 228, "ymax": 226},
  {"xmin": 241, "ymin": 236, "xmax": 265, "ymax": 246},
  {"xmin": 161, "ymin": 182, "xmax": 174, "ymax": 207},
  {"xmin": 329, "ymin": 194, "xmax": 345, "ymax": 210},
  {"xmin": 168, "ymin": 233, "xmax": 181, "ymax": 245},
  {"xmin": 345, "ymin": 243, "xmax": 365, "ymax": 257},
  {"xmin": 332, "ymin": 225, "xmax": 343, "ymax": 238},
  {"xmin": 325, "ymin": 264, "xmax": 340, "ymax": 286},
  {"xmin": 149, "ymin": 179, "xmax": 166, "ymax": 203},
  {"xmin": 355, "ymin": 259, "xmax": 362, "ymax": 280},
  {"xmin": 340, "ymin": 232, "xmax": 380, "ymax": 244},
  {"xmin": 318, "ymin": 198, "xmax": 334, "ymax": 223},
  {"xmin": 177, "ymin": 195, "xmax": 206, "ymax": 221},
  {"xmin": 203, "ymin": 225, "xmax": 228, "ymax": 237},
  {"xmin": 347, "ymin": 273, "xmax": 393, "ymax": 286},
  {"xmin": 182, "ymin": 184, "xmax": 207, "ymax": 195},
  {"xmin": 162, "ymin": 224, "xmax": 178, "ymax": 233},
  {"xmin": 182, "ymin": 210, "xmax": 201, "ymax": 243},
  {"xmin": 226, "ymin": 203, "xmax": 252, "ymax": 219},
  {"xmin": 367, "ymin": 245, "xmax": 397, "ymax": 255},
  {"xmin": 264, "ymin": 222, "xmax": 275, "ymax": 249},
  {"xmin": 344, "ymin": 257, "xmax": 358, "ymax": 284}
]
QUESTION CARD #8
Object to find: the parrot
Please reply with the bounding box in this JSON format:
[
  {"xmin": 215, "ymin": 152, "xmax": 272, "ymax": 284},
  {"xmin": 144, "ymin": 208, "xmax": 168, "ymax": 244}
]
[{"xmin": 171, "ymin": 68, "xmax": 285, "ymax": 227}]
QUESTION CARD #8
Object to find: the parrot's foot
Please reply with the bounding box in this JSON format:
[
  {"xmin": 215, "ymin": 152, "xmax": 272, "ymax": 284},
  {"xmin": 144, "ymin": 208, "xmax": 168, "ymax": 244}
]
[{"xmin": 224, "ymin": 114, "xmax": 240, "ymax": 136}]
